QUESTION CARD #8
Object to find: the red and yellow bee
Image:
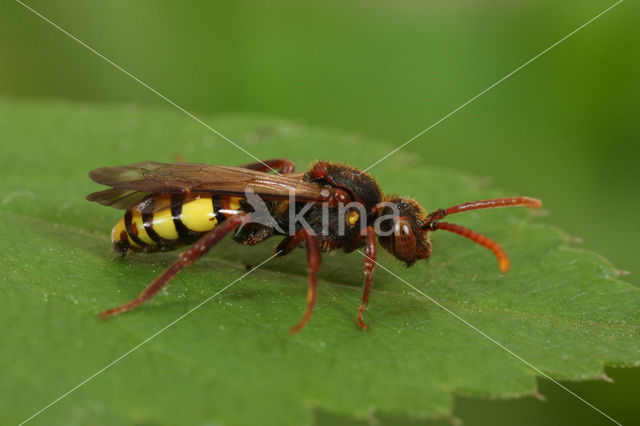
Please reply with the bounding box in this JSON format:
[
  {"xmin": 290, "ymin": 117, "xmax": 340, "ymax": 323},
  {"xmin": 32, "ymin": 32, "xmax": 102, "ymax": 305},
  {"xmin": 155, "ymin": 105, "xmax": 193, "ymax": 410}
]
[{"xmin": 88, "ymin": 158, "xmax": 541, "ymax": 333}]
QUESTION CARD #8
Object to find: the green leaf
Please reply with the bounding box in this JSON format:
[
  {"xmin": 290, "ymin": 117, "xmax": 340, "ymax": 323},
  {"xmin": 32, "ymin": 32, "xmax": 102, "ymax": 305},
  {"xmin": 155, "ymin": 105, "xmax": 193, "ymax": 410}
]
[{"xmin": 1, "ymin": 99, "xmax": 638, "ymax": 426}]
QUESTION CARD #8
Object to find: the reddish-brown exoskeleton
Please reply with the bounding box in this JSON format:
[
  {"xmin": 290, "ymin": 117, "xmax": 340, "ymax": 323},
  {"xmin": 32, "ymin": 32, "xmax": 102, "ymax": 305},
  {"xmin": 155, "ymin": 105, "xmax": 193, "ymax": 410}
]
[{"xmin": 88, "ymin": 159, "xmax": 542, "ymax": 333}]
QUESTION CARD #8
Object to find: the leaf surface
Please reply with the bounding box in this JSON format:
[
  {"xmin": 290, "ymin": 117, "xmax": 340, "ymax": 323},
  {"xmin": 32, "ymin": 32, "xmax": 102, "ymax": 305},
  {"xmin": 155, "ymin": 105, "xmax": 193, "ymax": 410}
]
[{"xmin": 0, "ymin": 100, "xmax": 638, "ymax": 426}]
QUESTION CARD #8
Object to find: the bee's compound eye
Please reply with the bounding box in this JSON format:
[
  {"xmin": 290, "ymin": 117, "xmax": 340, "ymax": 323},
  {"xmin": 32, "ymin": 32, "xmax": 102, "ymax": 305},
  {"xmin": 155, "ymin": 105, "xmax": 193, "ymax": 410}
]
[
  {"xmin": 393, "ymin": 218, "xmax": 417, "ymax": 262},
  {"xmin": 395, "ymin": 221, "xmax": 411, "ymax": 236}
]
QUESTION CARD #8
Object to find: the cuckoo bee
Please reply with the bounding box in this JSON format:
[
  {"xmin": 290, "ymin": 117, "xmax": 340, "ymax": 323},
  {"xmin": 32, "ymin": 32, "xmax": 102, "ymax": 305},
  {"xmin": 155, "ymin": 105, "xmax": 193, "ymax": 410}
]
[{"xmin": 88, "ymin": 159, "xmax": 542, "ymax": 333}]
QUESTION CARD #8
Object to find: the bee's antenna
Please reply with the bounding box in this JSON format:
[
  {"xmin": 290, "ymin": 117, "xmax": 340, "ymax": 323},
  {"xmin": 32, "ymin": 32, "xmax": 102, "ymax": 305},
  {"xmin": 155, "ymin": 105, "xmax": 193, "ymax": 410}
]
[
  {"xmin": 429, "ymin": 221, "xmax": 510, "ymax": 272},
  {"xmin": 422, "ymin": 197, "xmax": 542, "ymax": 272},
  {"xmin": 425, "ymin": 196, "xmax": 542, "ymax": 223}
]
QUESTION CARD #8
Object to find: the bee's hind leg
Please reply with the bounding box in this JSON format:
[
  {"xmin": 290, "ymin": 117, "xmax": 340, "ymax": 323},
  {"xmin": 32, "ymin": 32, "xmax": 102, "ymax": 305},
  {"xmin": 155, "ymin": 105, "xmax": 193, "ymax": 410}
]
[{"xmin": 100, "ymin": 213, "xmax": 250, "ymax": 318}]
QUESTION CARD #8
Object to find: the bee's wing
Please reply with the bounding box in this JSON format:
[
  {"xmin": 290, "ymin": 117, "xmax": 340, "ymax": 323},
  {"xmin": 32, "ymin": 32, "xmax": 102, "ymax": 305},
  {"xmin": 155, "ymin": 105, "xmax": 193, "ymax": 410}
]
[{"xmin": 87, "ymin": 162, "xmax": 325, "ymax": 211}]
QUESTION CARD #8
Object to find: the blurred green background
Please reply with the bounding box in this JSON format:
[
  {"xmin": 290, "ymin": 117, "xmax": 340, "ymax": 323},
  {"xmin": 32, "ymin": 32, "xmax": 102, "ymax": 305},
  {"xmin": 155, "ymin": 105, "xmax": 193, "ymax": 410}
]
[{"xmin": 1, "ymin": 0, "xmax": 638, "ymax": 425}]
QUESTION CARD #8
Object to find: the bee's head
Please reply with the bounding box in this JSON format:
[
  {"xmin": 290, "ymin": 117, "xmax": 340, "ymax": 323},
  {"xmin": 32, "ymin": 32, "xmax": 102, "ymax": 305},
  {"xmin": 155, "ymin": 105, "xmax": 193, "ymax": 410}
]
[
  {"xmin": 376, "ymin": 195, "xmax": 543, "ymax": 271},
  {"xmin": 376, "ymin": 197, "xmax": 431, "ymax": 266}
]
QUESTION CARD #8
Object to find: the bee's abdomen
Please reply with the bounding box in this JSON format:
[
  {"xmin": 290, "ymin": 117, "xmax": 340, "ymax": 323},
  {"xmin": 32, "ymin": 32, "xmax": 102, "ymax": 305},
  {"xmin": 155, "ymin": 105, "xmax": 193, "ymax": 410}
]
[{"xmin": 112, "ymin": 195, "xmax": 242, "ymax": 254}]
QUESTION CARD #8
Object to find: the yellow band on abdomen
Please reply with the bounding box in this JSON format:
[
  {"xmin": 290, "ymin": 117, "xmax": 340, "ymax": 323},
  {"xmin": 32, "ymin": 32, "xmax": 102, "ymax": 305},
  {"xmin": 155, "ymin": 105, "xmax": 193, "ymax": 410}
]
[
  {"xmin": 111, "ymin": 195, "xmax": 244, "ymax": 252},
  {"xmin": 180, "ymin": 196, "xmax": 218, "ymax": 232},
  {"xmin": 151, "ymin": 208, "xmax": 179, "ymax": 240}
]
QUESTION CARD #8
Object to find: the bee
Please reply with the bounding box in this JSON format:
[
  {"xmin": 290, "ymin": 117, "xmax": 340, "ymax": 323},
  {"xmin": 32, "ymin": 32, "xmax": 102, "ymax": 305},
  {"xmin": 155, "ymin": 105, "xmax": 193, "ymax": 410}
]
[{"xmin": 88, "ymin": 159, "xmax": 542, "ymax": 333}]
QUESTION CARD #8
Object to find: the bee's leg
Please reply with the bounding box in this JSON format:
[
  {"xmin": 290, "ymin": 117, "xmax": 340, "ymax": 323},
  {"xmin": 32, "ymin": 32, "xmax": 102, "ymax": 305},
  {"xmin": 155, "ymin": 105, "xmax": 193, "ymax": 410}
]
[
  {"xmin": 100, "ymin": 213, "xmax": 250, "ymax": 318},
  {"xmin": 281, "ymin": 229, "xmax": 322, "ymax": 334},
  {"xmin": 237, "ymin": 158, "xmax": 295, "ymax": 174},
  {"xmin": 275, "ymin": 231, "xmax": 304, "ymax": 255},
  {"xmin": 357, "ymin": 226, "xmax": 377, "ymax": 330}
]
